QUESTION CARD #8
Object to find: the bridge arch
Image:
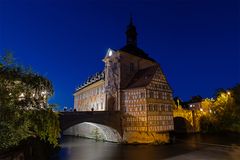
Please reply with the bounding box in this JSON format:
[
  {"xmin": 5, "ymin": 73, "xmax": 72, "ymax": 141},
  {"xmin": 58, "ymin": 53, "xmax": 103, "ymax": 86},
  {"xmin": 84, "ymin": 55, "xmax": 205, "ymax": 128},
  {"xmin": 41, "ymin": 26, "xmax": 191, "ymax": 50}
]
[
  {"xmin": 63, "ymin": 122, "xmax": 122, "ymax": 143},
  {"xmin": 173, "ymin": 117, "xmax": 194, "ymax": 133},
  {"xmin": 173, "ymin": 108, "xmax": 196, "ymax": 133}
]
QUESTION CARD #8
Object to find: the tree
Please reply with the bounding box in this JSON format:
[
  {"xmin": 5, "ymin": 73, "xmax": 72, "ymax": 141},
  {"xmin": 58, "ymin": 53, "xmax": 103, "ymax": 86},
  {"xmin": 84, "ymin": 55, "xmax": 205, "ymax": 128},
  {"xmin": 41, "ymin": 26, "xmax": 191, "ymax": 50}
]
[
  {"xmin": 199, "ymin": 98, "xmax": 217, "ymax": 132},
  {"xmin": 189, "ymin": 95, "xmax": 203, "ymax": 103},
  {"xmin": 200, "ymin": 84, "xmax": 240, "ymax": 133},
  {"xmin": 201, "ymin": 98, "xmax": 214, "ymax": 113},
  {"xmin": 0, "ymin": 52, "xmax": 60, "ymax": 151}
]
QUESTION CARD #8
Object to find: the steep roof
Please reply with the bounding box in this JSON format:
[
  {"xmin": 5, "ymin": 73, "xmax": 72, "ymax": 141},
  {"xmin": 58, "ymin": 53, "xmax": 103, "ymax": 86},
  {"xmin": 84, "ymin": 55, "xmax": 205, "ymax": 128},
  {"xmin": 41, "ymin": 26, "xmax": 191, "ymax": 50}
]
[
  {"xmin": 119, "ymin": 44, "xmax": 156, "ymax": 62},
  {"xmin": 120, "ymin": 17, "xmax": 155, "ymax": 62},
  {"xmin": 126, "ymin": 65, "xmax": 158, "ymax": 89}
]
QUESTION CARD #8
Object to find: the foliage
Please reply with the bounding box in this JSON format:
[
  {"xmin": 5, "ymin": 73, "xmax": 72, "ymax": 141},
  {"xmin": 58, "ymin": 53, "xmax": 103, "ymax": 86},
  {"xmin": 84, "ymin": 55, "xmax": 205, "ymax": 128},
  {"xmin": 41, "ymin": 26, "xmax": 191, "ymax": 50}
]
[
  {"xmin": 91, "ymin": 128, "xmax": 102, "ymax": 141},
  {"xmin": 189, "ymin": 95, "xmax": 203, "ymax": 103},
  {"xmin": 29, "ymin": 109, "xmax": 60, "ymax": 146},
  {"xmin": 199, "ymin": 115, "xmax": 219, "ymax": 133},
  {"xmin": 200, "ymin": 84, "xmax": 240, "ymax": 133},
  {"xmin": 0, "ymin": 52, "xmax": 60, "ymax": 151},
  {"xmin": 201, "ymin": 98, "xmax": 213, "ymax": 112}
]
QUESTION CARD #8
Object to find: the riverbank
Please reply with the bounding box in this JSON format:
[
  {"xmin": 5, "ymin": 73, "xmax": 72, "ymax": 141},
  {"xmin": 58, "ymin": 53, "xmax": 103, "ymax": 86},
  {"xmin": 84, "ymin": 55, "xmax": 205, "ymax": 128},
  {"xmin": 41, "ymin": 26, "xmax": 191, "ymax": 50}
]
[{"xmin": 0, "ymin": 138, "xmax": 58, "ymax": 160}]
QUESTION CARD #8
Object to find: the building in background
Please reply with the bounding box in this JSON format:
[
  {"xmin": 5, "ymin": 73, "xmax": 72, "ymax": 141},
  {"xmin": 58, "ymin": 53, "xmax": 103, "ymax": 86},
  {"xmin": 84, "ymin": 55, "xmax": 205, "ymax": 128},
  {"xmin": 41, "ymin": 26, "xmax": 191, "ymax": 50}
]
[
  {"xmin": 187, "ymin": 95, "xmax": 203, "ymax": 111},
  {"xmin": 74, "ymin": 18, "xmax": 174, "ymax": 143}
]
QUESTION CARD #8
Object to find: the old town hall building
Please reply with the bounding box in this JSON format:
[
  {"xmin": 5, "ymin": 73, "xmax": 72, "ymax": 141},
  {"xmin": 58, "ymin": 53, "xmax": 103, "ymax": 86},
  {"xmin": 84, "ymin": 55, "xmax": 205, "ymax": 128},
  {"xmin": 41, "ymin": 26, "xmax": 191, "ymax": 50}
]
[{"xmin": 74, "ymin": 18, "xmax": 174, "ymax": 143}]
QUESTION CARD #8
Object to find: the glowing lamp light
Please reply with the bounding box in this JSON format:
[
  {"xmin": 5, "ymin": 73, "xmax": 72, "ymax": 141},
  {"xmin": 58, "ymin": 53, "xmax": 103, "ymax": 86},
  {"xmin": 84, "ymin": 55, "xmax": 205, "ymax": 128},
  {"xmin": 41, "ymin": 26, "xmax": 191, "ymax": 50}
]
[
  {"xmin": 227, "ymin": 91, "xmax": 231, "ymax": 95},
  {"xmin": 19, "ymin": 93, "xmax": 25, "ymax": 98},
  {"xmin": 41, "ymin": 91, "xmax": 47, "ymax": 95},
  {"xmin": 18, "ymin": 93, "xmax": 25, "ymax": 101},
  {"xmin": 200, "ymin": 108, "xmax": 203, "ymax": 112},
  {"xmin": 41, "ymin": 91, "xmax": 48, "ymax": 99},
  {"xmin": 108, "ymin": 50, "xmax": 112, "ymax": 56}
]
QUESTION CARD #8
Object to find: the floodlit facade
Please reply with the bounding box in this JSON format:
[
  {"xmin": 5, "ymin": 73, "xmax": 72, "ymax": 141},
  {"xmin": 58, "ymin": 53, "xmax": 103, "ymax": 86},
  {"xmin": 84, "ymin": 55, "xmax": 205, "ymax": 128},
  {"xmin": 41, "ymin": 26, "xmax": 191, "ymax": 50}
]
[
  {"xmin": 74, "ymin": 18, "xmax": 174, "ymax": 143},
  {"xmin": 74, "ymin": 72, "xmax": 106, "ymax": 111}
]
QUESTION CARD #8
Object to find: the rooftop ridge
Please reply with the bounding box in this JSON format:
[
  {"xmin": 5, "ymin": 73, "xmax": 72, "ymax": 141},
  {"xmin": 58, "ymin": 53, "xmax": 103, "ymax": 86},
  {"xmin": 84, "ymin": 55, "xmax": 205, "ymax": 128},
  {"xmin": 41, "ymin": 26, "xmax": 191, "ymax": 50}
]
[{"xmin": 75, "ymin": 71, "xmax": 104, "ymax": 92}]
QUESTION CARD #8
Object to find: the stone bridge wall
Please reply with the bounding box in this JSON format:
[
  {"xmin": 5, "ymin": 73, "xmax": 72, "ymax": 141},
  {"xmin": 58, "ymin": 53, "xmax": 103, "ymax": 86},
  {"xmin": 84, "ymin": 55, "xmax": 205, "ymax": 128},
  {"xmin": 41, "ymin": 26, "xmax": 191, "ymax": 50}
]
[
  {"xmin": 60, "ymin": 109, "xmax": 202, "ymax": 137},
  {"xmin": 59, "ymin": 111, "xmax": 122, "ymax": 135},
  {"xmin": 173, "ymin": 108, "xmax": 201, "ymax": 133}
]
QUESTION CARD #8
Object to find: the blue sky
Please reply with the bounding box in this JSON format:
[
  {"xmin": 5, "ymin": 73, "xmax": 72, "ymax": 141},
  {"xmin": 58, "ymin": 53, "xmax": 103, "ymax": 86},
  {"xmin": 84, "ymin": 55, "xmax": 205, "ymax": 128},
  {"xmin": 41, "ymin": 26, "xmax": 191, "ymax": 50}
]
[{"xmin": 0, "ymin": 0, "xmax": 239, "ymax": 109}]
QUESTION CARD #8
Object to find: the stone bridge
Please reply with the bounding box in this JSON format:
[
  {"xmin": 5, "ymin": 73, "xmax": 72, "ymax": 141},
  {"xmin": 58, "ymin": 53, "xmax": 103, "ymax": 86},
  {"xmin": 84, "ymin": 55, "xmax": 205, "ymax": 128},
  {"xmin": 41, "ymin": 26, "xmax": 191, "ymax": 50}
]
[
  {"xmin": 59, "ymin": 109, "xmax": 202, "ymax": 142},
  {"xmin": 59, "ymin": 111, "xmax": 122, "ymax": 142},
  {"xmin": 173, "ymin": 108, "xmax": 202, "ymax": 133}
]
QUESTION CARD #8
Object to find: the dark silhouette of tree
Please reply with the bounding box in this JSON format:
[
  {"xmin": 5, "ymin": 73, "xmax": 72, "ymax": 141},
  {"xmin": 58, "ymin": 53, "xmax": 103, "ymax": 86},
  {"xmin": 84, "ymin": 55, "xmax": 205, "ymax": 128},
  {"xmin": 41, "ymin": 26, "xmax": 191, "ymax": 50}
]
[{"xmin": 189, "ymin": 95, "xmax": 203, "ymax": 103}]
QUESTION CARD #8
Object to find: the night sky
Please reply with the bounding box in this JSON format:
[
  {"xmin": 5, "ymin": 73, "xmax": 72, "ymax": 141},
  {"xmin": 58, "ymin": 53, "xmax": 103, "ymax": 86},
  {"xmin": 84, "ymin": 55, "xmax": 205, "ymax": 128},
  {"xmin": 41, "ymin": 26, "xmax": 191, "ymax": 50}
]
[{"xmin": 0, "ymin": 0, "xmax": 239, "ymax": 109}]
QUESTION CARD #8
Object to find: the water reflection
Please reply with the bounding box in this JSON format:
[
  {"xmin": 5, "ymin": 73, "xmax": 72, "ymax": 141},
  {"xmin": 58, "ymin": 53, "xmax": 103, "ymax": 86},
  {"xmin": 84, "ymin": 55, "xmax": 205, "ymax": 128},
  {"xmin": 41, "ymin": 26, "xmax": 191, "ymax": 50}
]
[
  {"xmin": 52, "ymin": 134, "xmax": 240, "ymax": 160},
  {"xmin": 58, "ymin": 138, "xmax": 119, "ymax": 160},
  {"xmin": 176, "ymin": 133, "xmax": 240, "ymax": 146},
  {"xmin": 52, "ymin": 136, "xmax": 200, "ymax": 160}
]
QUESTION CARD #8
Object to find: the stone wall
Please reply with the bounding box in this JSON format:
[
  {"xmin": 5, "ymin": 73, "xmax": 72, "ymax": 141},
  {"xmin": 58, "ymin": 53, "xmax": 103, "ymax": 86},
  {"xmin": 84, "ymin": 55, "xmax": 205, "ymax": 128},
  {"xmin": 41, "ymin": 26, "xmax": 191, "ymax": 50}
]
[
  {"xmin": 173, "ymin": 108, "xmax": 202, "ymax": 133},
  {"xmin": 123, "ymin": 131, "xmax": 170, "ymax": 144}
]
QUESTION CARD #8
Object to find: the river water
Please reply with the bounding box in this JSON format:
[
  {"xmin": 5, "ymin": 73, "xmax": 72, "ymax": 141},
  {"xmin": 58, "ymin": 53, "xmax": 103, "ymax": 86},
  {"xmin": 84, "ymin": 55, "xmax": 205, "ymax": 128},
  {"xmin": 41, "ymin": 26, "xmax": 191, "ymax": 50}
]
[{"xmin": 51, "ymin": 134, "xmax": 240, "ymax": 160}]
